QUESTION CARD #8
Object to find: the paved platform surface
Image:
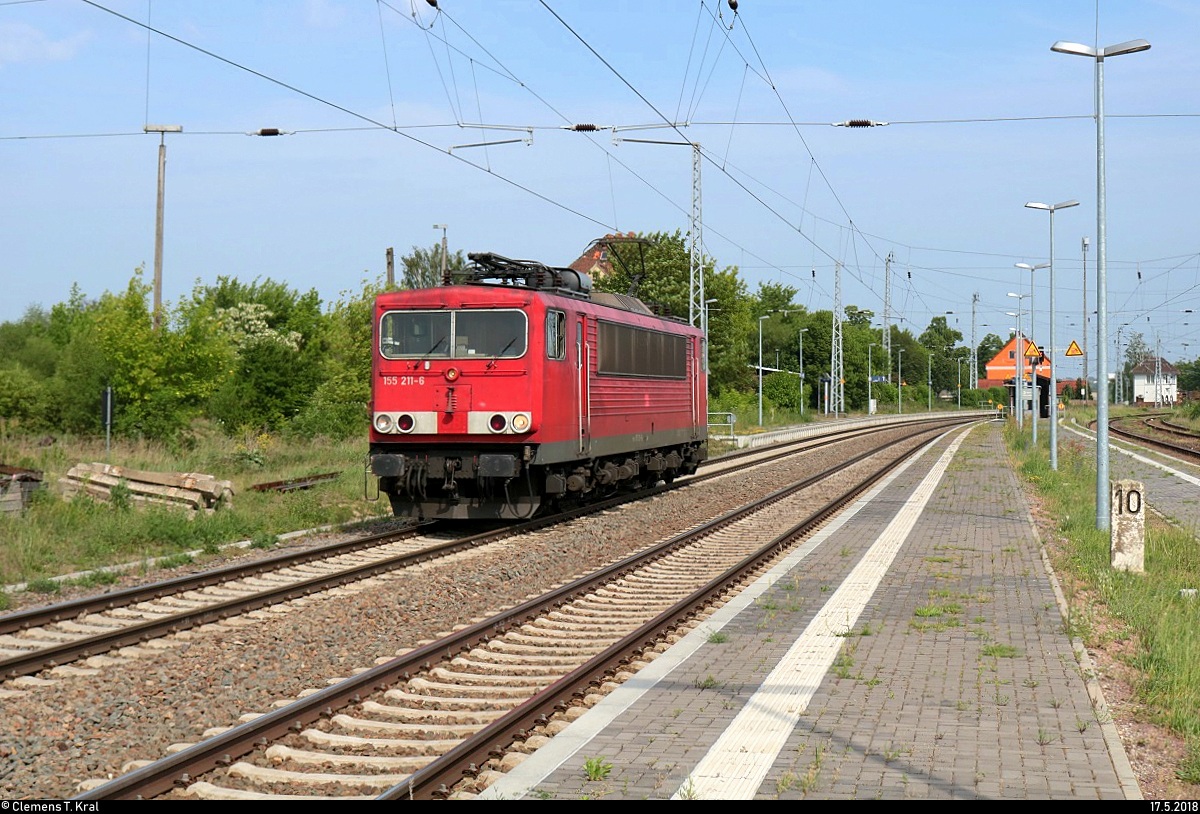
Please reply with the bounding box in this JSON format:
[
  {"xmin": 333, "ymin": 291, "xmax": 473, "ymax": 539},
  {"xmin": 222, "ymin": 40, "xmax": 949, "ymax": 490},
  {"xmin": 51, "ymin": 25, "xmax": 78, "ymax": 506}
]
[{"xmin": 479, "ymin": 419, "xmax": 1141, "ymax": 800}]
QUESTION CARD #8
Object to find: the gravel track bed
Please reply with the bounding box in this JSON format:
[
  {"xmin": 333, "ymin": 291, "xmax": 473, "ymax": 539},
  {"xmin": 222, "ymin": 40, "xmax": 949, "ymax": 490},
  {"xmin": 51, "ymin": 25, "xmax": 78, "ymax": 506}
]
[{"xmin": 0, "ymin": 431, "xmax": 909, "ymax": 799}]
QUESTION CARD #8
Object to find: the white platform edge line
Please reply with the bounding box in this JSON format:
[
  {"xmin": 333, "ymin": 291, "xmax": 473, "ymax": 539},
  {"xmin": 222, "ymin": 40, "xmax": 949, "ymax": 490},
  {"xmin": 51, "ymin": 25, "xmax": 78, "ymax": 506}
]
[
  {"xmin": 478, "ymin": 426, "xmax": 970, "ymax": 800},
  {"xmin": 674, "ymin": 426, "xmax": 971, "ymax": 799}
]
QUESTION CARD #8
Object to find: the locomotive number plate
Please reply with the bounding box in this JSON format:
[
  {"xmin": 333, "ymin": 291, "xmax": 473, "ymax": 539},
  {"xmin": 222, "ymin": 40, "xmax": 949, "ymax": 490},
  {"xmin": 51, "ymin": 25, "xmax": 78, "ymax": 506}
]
[{"xmin": 381, "ymin": 375, "xmax": 425, "ymax": 386}]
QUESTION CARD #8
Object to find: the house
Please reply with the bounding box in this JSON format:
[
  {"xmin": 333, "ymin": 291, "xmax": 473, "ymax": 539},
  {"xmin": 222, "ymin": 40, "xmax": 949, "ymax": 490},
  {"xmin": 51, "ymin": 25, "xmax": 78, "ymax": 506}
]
[
  {"xmin": 981, "ymin": 335, "xmax": 1047, "ymax": 383},
  {"xmin": 981, "ymin": 335, "xmax": 1054, "ymax": 417},
  {"xmin": 567, "ymin": 232, "xmax": 645, "ymax": 280},
  {"xmin": 1130, "ymin": 356, "xmax": 1179, "ymax": 406}
]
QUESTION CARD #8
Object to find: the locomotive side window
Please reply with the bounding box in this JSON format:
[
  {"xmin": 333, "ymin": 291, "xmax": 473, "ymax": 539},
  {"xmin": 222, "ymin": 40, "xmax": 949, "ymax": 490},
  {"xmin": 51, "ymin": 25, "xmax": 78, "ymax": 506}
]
[
  {"xmin": 596, "ymin": 320, "xmax": 686, "ymax": 378},
  {"xmin": 380, "ymin": 309, "xmax": 526, "ymax": 359},
  {"xmin": 546, "ymin": 310, "xmax": 566, "ymax": 360}
]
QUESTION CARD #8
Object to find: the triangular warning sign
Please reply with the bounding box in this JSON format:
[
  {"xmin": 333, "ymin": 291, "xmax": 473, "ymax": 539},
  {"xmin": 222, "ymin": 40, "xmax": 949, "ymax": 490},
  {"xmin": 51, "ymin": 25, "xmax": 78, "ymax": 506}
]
[
  {"xmin": 1024, "ymin": 340, "xmax": 1042, "ymax": 358},
  {"xmin": 1065, "ymin": 340, "xmax": 1083, "ymax": 357}
]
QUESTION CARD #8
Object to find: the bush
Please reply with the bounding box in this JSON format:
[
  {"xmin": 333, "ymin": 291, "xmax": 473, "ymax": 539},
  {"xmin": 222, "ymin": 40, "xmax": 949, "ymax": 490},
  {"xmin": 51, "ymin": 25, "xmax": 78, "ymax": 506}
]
[
  {"xmin": 709, "ymin": 387, "xmax": 766, "ymax": 429},
  {"xmin": 286, "ymin": 371, "xmax": 368, "ymax": 441}
]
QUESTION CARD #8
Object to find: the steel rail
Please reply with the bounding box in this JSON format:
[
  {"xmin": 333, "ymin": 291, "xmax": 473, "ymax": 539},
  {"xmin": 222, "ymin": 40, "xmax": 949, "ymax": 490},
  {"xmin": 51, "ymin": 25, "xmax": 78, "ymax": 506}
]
[{"xmin": 73, "ymin": 419, "xmax": 977, "ymax": 801}]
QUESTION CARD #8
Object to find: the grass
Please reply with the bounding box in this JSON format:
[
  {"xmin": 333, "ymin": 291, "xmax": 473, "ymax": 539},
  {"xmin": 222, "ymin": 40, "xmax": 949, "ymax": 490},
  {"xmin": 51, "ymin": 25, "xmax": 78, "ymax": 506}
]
[
  {"xmin": 7, "ymin": 406, "xmax": 1200, "ymax": 789},
  {"xmin": 1008, "ymin": 407, "xmax": 1200, "ymax": 785},
  {"xmin": 0, "ymin": 424, "xmax": 392, "ymax": 593},
  {"xmin": 583, "ymin": 756, "xmax": 612, "ymax": 782}
]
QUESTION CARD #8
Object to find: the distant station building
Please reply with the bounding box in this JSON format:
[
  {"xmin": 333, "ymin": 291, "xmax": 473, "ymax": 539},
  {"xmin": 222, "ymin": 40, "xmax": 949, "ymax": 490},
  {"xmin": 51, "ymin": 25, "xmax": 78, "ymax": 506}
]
[
  {"xmin": 1130, "ymin": 356, "xmax": 1179, "ymax": 406},
  {"xmin": 981, "ymin": 336, "xmax": 1053, "ymax": 418}
]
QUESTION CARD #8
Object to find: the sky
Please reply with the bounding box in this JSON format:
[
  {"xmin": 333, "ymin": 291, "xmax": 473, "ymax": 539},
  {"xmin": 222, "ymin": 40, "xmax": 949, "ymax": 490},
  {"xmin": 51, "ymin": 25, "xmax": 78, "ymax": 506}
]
[{"xmin": 4, "ymin": 0, "xmax": 1200, "ymax": 382}]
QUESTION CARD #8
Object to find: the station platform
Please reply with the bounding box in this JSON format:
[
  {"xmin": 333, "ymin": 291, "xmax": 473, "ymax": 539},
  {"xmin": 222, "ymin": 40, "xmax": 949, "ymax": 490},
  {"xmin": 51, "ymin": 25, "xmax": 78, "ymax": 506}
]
[{"xmin": 479, "ymin": 419, "xmax": 1140, "ymax": 800}]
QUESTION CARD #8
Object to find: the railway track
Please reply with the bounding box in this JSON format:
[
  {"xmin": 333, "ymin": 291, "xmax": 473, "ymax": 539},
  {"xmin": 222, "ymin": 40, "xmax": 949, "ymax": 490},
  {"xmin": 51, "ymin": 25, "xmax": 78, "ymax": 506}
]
[
  {"xmin": 1107, "ymin": 413, "xmax": 1200, "ymax": 464},
  {"xmin": 69, "ymin": 419, "xmax": 976, "ymax": 801},
  {"xmin": 1, "ymin": 415, "xmax": 979, "ymax": 684}
]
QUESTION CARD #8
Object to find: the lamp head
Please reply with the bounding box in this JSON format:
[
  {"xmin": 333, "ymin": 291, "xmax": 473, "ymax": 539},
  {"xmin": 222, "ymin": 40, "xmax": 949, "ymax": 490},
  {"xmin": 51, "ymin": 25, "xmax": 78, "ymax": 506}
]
[
  {"xmin": 1051, "ymin": 41, "xmax": 1096, "ymax": 57},
  {"xmin": 1052, "ymin": 39, "xmax": 1150, "ymax": 59},
  {"xmin": 1026, "ymin": 200, "xmax": 1080, "ymax": 212},
  {"xmin": 1102, "ymin": 39, "xmax": 1151, "ymax": 58}
]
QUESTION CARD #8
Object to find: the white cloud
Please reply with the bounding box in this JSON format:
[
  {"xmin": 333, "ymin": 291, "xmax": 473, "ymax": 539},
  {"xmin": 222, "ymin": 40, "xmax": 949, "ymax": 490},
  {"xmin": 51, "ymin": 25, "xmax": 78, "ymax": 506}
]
[{"xmin": 0, "ymin": 22, "xmax": 90, "ymax": 66}]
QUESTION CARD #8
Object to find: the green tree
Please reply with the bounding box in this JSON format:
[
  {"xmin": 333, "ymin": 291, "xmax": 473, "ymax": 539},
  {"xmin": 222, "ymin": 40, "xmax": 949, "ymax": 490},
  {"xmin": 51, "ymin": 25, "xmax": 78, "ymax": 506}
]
[
  {"xmin": 1177, "ymin": 358, "xmax": 1200, "ymax": 394},
  {"xmin": 208, "ymin": 340, "xmax": 308, "ymax": 431},
  {"xmin": 593, "ymin": 230, "xmax": 752, "ymax": 394},
  {"xmin": 754, "ymin": 298, "xmax": 809, "ymax": 411},
  {"xmin": 1124, "ymin": 331, "xmax": 1151, "ymax": 368},
  {"xmin": 918, "ymin": 315, "xmax": 964, "ymax": 394},
  {"xmin": 763, "ymin": 370, "xmax": 801, "ymax": 411},
  {"xmin": 757, "ymin": 281, "xmax": 799, "ymax": 316},
  {"xmin": 0, "ymin": 306, "xmax": 59, "ymax": 380},
  {"xmin": 46, "ymin": 272, "xmax": 228, "ymax": 439},
  {"xmin": 701, "ymin": 267, "xmax": 751, "ymax": 396},
  {"xmin": 596, "ymin": 230, "xmax": 704, "ymax": 320},
  {"xmin": 1119, "ymin": 331, "xmax": 1151, "ymax": 402},
  {"xmin": 403, "ymin": 243, "xmax": 468, "ymax": 290},
  {"xmin": 0, "ymin": 366, "xmax": 48, "ymax": 427},
  {"xmin": 288, "ymin": 277, "xmax": 384, "ymax": 439},
  {"xmin": 201, "ymin": 277, "xmax": 327, "ymax": 434},
  {"xmin": 977, "ymin": 333, "xmax": 1005, "ymax": 380},
  {"xmin": 844, "ymin": 305, "xmax": 874, "ymax": 327}
]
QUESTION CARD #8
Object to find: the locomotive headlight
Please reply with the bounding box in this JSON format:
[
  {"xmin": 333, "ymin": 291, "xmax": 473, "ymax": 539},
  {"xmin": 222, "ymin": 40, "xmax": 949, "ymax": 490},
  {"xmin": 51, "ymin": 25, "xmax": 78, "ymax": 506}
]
[
  {"xmin": 488, "ymin": 414, "xmax": 507, "ymax": 432},
  {"xmin": 396, "ymin": 414, "xmax": 415, "ymax": 433},
  {"xmin": 445, "ymin": 367, "xmax": 460, "ymax": 382},
  {"xmin": 511, "ymin": 413, "xmax": 530, "ymax": 432},
  {"xmin": 374, "ymin": 413, "xmax": 393, "ymax": 433}
]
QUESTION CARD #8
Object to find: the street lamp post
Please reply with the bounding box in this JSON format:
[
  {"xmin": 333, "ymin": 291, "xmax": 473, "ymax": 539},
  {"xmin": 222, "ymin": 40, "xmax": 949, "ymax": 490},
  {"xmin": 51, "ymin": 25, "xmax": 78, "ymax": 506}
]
[
  {"xmin": 1015, "ymin": 262, "xmax": 1050, "ymax": 445},
  {"xmin": 433, "ymin": 224, "xmax": 448, "ymax": 284},
  {"xmin": 758, "ymin": 315, "xmax": 770, "ymax": 426},
  {"xmin": 1007, "ymin": 292, "xmax": 1029, "ymax": 429},
  {"xmin": 1082, "ymin": 236, "xmax": 1090, "ymax": 391},
  {"xmin": 897, "ymin": 348, "xmax": 905, "ymax": 414},
  {"xmin": 868, "ymin": 342, "xmax": 877, "ymax": 415},
  {"xmin": 798, "ymin": 328, "xmax": 809, "ymax": 416},
  {"xmin": 145, "ymin": 124, "xmax": 182, "ymax": 330},
  {"xmin": 927, "ymin": 352, "xmax": 933, "ymax": 412},
  {"xmin": 1052, "ymin": 35, "xmax": 1150, "ymax": 531},
  {"xmin": 1114, "ymin": 327, "xmax": 1122, "ymax": 404},
  {"xmin": 957, "ymin": 357, "xmax": 963, "ymax": 409},
  {"xmin": 1026, "ymin": 200, "xmax": 1079, "ymax": 471}
]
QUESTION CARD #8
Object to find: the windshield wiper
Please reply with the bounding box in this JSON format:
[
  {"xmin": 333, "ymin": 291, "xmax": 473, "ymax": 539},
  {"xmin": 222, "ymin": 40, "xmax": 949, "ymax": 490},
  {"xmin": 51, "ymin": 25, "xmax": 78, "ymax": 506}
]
[
  {"xmin": 486, "ymin": 337, "xmax": 519, "ymax": 369},
  {"xmin": 423, "ymin": 335, "xmax": 447, "ymax": 357}
]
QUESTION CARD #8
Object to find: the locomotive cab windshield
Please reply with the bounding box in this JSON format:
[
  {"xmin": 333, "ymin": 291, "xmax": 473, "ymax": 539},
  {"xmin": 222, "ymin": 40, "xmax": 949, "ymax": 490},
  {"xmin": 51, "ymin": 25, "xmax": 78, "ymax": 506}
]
[{"xmin": 380, "ymin": 309, "xmax": 527, "ymax": 359}]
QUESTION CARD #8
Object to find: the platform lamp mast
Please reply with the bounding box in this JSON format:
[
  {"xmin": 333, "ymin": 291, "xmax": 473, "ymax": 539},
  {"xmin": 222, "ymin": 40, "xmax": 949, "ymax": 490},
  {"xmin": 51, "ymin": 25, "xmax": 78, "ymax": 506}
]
[{"xmin": 1051, "ymin": 35, "xmax": 1150, "ymax": 530}]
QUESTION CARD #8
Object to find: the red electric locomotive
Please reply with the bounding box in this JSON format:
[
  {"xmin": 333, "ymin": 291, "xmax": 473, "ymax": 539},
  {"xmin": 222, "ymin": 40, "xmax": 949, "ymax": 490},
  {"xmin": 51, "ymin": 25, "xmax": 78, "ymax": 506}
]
[{"xmin": 367, "ymin": 251, "xmax": 708, "ymax": 520}]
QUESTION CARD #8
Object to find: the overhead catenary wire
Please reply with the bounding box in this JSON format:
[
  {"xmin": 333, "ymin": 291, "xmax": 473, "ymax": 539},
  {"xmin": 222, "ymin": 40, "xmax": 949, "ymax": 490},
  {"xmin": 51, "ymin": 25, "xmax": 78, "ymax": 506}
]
[{"xmin": 51, "ymin": 2, "xmax": 1198, "ymax": 348}]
